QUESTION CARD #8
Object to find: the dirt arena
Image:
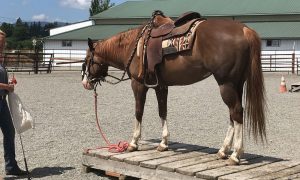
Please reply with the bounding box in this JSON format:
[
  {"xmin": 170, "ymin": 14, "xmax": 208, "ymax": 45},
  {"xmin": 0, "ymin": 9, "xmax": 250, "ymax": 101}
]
[{"xmin": 0, "ymin": 71, "xmax": 299, "ymax": 179}]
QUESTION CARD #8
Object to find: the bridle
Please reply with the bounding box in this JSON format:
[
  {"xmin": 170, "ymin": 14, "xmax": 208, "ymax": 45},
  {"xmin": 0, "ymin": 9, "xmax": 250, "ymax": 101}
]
[
  {"xmin": 82, "ymin": 10, "xmax": 165, "ymax": 87},
  {"xmin": 82, "ymin": 51, "xmax": 105, "ymax": 83}
]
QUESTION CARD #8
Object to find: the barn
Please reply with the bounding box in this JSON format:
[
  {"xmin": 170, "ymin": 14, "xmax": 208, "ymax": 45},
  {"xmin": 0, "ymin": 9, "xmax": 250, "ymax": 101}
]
[{"xmin": 43, "ymin": 0, "xmax": 300, "ymax": 72}]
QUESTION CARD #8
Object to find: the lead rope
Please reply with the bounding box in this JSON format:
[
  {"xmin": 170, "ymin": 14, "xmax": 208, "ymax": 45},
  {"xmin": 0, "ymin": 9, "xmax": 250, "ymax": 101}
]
[{"xmin": 87, "ymin": 83, "xmax": 129, "ymax": 153}]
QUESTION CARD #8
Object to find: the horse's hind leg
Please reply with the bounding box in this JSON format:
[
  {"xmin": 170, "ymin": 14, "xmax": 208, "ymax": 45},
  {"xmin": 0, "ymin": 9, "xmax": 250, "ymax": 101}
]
[
  {"xmin": 128, "ymin": 79, "xmax": 148, "ymax": 152},
  {"xmin": 217, "ymin": 118, "xmax": 234, "ymax": 159},
  {"xmin": 218, "ymin": 82, "xmax": 244, "ymax": 165},
  {"xmin": 155, "ymin": 86, "xmax": 169, "ymax": 151}
]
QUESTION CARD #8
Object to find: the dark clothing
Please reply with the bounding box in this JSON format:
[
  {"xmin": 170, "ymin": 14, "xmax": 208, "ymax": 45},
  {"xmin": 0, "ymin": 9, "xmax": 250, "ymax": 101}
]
[
  {"xmin": 0, "ymin": 64, "xmax": 18, "ymax": 172},
  {"xmin": 0, "ymin": 64, "xmax": 8, "ymax": 95},
  {"xmin": 0, "ymin": 99, "xmax": 18, "ymax": 171}
]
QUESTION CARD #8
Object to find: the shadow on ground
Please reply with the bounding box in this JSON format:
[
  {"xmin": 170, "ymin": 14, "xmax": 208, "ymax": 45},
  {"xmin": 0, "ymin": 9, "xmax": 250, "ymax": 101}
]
[{"xmin": 4, "ymin": 166, "xmax": 75, "ymax": 179}]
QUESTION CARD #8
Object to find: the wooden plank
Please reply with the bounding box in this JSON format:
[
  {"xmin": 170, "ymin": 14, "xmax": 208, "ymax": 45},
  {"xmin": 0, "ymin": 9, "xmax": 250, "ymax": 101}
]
[
  {"xmin": 219, "ymin": 159, "xmax": 299, "ymax": 180},
  {"xmin": 251, "ymin": 164, "xmax": 300, "ymax": 180},
  {"xmin": 111, "ymin": 149, "xmax": 158, "ymax": 162},
  {"xmin": 110, "ymin": 141, "xmax": 176, "ymax": 161},
  {"xmin": 140, "ymin": 147, "xmax": 209, "ymax": 169},
  {"xmin": 276, "ymin": 172, "xmax": 300, "ymax": 180},
  {"xmin": 176, "ymin": 159, "xmax": 227, "ymax": 176},
  {"xmin": 110, "ymin": 141, "xmax": 179, "ymax": 162},
  {"xmin": 271, "ymin": 174, "xmax": 300, "ymax": 180},
  {"xmin": 83, "ymin": 154, "xmax": 156, "ymax": 179},
  {"xmin": 82, "ymin": 154, "xmax": 199, "ymax": 180},
  {"xmin": 157, "ymin": 149, "xmax": 219, "ymax": 172},
  {"xmin": 86, "ymin": 139, "xmax": 163, "ymax": 161},
  {"xmin": 197, "ymin": 156, "xmax": 277, "ymax": 179},
  {"xmin": 125, "ymin": 150, "xmax": 180, "ymax": 165},
  {"xmin": 123, "ymin": 143, "xmax": 192, "ymax": 165},
  {"xmin": 85, "ymin": 148, "xmax": 121, "ymax": 160},
  {"xmin": 153, "ymin": 169, "xmax": 206, "ymax": 180},
  {"xmin": 177, "ymin": 153, "xmax": 260, "ymax": 176}
]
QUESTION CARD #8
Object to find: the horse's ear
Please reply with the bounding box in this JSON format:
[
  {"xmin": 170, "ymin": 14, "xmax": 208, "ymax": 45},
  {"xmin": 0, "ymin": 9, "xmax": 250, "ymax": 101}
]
[{"xmin": 88, "ymin": 38, "xmax": 94, "ymax": 51}]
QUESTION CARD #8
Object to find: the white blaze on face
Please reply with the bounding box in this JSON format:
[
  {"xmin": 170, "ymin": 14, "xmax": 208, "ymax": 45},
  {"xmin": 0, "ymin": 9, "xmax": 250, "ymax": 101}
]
[{"xmin": 82, "ymin": 74, "xmax": 93, "ymax": 90}]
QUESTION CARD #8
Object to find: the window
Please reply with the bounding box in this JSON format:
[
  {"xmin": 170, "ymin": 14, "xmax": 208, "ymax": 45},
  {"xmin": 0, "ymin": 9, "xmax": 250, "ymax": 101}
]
[
  {"xmin": 266, "ymin": 40, "xmax": 280, "ymax": 47},
  {"xmin": 62, "ymin": 40, "xmax": 72, "ymax": 47}
]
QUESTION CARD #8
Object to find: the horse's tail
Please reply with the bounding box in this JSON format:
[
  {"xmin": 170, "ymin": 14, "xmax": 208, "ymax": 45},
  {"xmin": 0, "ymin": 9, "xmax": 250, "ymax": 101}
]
[{"xmin": 243, "ymin": 26, "xmax": 266, "ymax": 142}]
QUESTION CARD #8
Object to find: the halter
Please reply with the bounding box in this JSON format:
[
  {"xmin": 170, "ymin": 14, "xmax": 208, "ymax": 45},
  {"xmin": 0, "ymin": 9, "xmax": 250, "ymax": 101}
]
[
  {"xmin": 83, "ymin": 51, "xmax": 105, "ymax": 84},
  {"xmin": 83, "ymin": 10, "xmax": 165, "ymax": 87}
]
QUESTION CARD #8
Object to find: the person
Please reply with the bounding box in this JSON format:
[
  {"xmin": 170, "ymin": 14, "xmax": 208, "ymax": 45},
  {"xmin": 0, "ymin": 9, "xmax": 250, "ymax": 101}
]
[{"xmin": 0, "ymin": 30, "xmax": 27, "ymax": 176}]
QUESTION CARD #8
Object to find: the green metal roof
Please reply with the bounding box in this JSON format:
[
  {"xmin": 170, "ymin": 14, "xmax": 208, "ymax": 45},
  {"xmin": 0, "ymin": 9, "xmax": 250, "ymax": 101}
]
[
  {"xmin": 44, "ymin": 25, "xmax": 138, "ymax": 40},
  {"xmin": 91, "ymin": 0, "xmax": 300, "ymax": 19},
  {"xmin": 246, "ymin": 22, "xmax": 300, "ymax": 39},
  {"xmin": 44, "ymin": 21, "xmax": 300, "ymax": 41},
  {"xmin": 46, "ymin": 0, "xmax": 300, "ymax": 40}
]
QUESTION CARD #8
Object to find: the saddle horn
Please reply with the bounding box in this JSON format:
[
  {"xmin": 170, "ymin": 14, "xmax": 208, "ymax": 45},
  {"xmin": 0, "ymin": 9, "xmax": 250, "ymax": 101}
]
[{"xmin": 153, "ymin": 10, "xmax": 165, "ymax": 17}]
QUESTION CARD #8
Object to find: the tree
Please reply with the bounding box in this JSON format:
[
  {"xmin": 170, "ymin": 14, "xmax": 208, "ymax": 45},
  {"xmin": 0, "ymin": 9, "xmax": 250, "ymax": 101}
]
[
  {"xmin": 12, "ymin": 17, "xmax": 29, "ymax": 41},
  {"xmin": 89, "ymin": 0, "xmax": 115, "ymax": 16}
]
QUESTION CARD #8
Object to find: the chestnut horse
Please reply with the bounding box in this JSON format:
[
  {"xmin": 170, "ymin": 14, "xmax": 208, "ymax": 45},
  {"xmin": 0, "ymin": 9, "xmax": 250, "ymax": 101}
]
[{"xmin": 82, "ymin": 12, "xmax": 266, "ymax": 165}]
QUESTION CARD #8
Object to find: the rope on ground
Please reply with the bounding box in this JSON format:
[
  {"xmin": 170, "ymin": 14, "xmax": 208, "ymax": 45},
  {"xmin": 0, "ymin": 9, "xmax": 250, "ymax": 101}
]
[{"xmin": 86, "ymin": 88, "xmax": 128, "ymax": 153}]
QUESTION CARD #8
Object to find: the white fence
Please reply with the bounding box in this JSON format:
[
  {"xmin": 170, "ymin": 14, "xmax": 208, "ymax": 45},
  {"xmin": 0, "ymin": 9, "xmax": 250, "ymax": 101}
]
[{"xmin": 43, "ymin": 49, "xmax": 300, "ymax": 74}]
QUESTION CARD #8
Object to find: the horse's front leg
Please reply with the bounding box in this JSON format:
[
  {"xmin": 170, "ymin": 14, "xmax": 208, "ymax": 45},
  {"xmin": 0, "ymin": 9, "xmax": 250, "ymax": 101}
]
[
  {"xmin": 155, "ymin": 85, "xmax": 169, "ymax": 151},
  {"xmin": 128, "ymin": 79, "xmax": 148, "ymax": 152}
]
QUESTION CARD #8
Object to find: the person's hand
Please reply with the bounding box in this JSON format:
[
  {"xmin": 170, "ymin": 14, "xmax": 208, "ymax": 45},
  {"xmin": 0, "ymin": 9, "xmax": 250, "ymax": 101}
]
[{"xmin": 7, "ymin": 84, "xmax": 14, "ymax": 92}]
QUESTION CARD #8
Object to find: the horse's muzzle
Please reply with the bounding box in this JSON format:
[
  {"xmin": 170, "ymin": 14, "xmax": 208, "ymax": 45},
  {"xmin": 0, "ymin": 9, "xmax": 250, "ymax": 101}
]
[{"xmin": 82, "ymin": 76, "xmax": 94, "ymax": 90}]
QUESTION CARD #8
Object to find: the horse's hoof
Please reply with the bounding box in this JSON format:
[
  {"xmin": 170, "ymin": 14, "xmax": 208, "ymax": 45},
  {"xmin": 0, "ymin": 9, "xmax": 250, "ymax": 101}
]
[
  {"xmin": 127, "ymin": 145, "xmax": 138, "ymax": 152},
  {"xmin": 216, "ymin": 151, "xmax": 228, "ymax": 159},
  {"xmin": 157, "ymin": 144, "xmax": 168, "ymax": 152},
  {"xmin": 226, "ymin": 157, "xmax": 240, "ymax": 166}
]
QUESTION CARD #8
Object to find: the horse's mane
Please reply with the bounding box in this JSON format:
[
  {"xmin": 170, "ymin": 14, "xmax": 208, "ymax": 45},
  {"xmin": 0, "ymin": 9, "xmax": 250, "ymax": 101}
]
[
  {"xmin": 93, "ymin": 14, "xmax": 172, "ymax": 61},
  {"xmin": 94, "ymin": 25, "xmax": 143, "ymax": 61}
]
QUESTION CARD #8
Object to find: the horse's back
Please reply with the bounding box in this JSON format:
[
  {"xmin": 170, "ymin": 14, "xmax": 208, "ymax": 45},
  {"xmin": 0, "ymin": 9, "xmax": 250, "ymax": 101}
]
[{"xmin": 160, "ymin": 19, "xmax": 254, "ymax": 86}]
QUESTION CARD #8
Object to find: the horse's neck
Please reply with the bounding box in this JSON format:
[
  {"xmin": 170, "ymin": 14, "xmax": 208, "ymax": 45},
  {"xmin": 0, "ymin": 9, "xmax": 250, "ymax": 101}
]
[{"xmin": 97, "ymin": 28, "xmax": 140, "ymax": 70}]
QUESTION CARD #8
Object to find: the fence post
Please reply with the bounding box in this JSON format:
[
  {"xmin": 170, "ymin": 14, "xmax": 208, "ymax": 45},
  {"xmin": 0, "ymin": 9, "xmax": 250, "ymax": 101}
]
[
  {"xmin": 292, "ymin": 52, "xmax": 295, "ymax": 74},
  {"xmin": 297, "ymin": 58, "xmax": 299, "ymax": 75},
  {"xmin": 270, "ymin": 55, "xmax": 272, "ymax": 71},
  {"xmin": 34, "ymin": 49, "xmax": 39, "ymax": 74},
  {"xmin": 32, "ymin": 39, "xmax": 39, "ymax": 74},
  {"xmin": 47, "ymin": 54, "xmax": 53, "ymax": 73}
]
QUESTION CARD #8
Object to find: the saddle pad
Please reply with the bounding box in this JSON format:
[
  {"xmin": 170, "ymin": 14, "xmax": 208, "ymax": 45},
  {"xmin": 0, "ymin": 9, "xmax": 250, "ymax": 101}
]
[{"xmin": 162, "ymin": 20, "xmax": 204, "ymax": 55}]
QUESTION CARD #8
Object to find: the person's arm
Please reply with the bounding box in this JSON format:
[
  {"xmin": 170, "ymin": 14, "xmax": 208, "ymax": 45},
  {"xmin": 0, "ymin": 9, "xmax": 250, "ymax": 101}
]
[{"xmin": 0, "ymin": 83, "xmax": 14, "ymax": 92}]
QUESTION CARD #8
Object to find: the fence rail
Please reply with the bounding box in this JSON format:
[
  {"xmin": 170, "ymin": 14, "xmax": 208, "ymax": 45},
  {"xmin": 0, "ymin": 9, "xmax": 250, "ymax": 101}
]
[
  {"xmin": 1, "ymin": 52, "xmax": 54, "ymax": 73},
  {"xmin": 261, "ymin": 52, "xmax": 299, "ymax": 74},
  {"xmin": 1, "ymin": 50, "xmax": 300, "ymax": 75}
]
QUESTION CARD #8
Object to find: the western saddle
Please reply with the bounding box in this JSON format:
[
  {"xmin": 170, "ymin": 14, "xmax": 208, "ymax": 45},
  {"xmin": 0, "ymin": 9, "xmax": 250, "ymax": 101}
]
[{"xmin": 140, "ymin": 11, "xmax": 205, "ymax": 87}]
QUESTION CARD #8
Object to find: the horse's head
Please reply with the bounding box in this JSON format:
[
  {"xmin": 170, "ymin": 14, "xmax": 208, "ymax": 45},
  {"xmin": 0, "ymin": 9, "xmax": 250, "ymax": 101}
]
[{"xmin": 82, "ymin": 38, "xmax": 109, "ymax": 90}]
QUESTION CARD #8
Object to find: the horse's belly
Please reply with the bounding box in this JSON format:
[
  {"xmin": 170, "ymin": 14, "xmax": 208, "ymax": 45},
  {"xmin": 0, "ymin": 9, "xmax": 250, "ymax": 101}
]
[{"xmin": 159, "ymin": 64, "xmax": 212, "ymax": 86}]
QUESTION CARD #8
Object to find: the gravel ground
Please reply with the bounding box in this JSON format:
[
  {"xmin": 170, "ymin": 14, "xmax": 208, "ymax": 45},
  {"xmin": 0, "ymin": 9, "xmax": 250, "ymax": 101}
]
[{"xmin": 0, "ymin": 71, "xmax": 299, "ymax": 179}]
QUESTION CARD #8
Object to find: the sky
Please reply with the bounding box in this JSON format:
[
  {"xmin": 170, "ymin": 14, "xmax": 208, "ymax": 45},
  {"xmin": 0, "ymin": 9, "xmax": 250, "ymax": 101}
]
[{"xmin": 0, "ymin": 0, "xmax": 127, "ymax": 23}]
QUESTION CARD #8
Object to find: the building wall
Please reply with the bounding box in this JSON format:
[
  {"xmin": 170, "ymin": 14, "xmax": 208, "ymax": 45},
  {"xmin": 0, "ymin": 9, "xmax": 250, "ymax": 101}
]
[
  {"xmin": 44, "ymin": 40, "xmax": 87, "ymax": 67},
  {"xmin": 44, "ymin": 40, "xmax": 87, "ymax": 50},
  {"xmin": 261, "ymin": 39, "xmax": 300, "ymax": 52}
]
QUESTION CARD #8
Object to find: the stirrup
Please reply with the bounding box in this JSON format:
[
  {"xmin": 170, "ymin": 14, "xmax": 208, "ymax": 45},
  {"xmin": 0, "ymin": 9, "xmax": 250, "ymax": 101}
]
[{"xmin": 144, "ymin": 71, "xmax": 159, "ymax": 88}]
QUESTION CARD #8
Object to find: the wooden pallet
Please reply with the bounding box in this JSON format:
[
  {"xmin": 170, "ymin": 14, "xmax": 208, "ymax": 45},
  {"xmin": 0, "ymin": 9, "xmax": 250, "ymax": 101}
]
[
  {"xmin": 290, "ymin": 82, "xmax": 300, "ymax": 92},
  {"xmin": 82, "ymin": 139, "xmax": 300, "ymax": 180}
]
